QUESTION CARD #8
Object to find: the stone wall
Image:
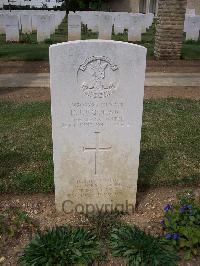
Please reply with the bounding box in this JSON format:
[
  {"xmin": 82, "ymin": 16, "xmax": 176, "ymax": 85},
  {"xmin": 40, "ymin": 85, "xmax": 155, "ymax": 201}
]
[
  {"xmin": 154, "ymin": 0, "xmax": 187, "ymax": 60},
  {"xmin": 195, "ymin": 0, "xmax": 200, "ymax": 15}
]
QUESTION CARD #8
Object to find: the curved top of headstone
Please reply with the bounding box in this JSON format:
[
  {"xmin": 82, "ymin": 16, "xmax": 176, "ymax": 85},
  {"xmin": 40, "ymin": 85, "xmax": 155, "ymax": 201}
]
[{"xmin": 50, "ymin": 40, "xmax": 147, "ymax": 53}]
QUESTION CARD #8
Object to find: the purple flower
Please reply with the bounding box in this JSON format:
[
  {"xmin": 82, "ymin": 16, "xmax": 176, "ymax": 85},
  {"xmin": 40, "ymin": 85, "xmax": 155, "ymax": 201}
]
[
  {"xmin": 160, "ymin": 219, "xmax": 165, "ymax": 225},
  {"xmin": 180, "ymin": 204, "xmax": 193, "ymax": 213},
  {"xmin": 172, "ymin": 233, "xmax": 180, "ymax": 241},
  {"xmin": 164, "ymin": 204, "xmax": 172, "ymax": 212},
  {"xmin": 180, "ymin": 206, "xmax": 186, "ymax": 213},
  {"xmin": 165, "ymin": 233, "xmax": 172, "ymax": 240}
]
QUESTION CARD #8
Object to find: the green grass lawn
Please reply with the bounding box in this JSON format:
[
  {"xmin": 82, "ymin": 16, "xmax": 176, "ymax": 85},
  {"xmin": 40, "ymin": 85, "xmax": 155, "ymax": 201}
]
[
  {"xmin": 0, "ymin": 18, "xmax": 199, "ymax": 61},
  {"xmin": 0, "ymin": 99, "xmax": 199, "ymax": 193}
]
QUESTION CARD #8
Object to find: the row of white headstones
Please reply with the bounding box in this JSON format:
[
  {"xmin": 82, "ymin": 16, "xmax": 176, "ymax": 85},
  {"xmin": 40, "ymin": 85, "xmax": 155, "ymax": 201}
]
[
  {"xmin": 184, "ymin": 10, "xmax": 200, "ymax": 41},
  {"xmin": 0, "ymin": 10, "xmax": 66, "ymax": 42},
  {"xmin": 68, "ymin": 12, "xmax": 154, "ymax": 42}
]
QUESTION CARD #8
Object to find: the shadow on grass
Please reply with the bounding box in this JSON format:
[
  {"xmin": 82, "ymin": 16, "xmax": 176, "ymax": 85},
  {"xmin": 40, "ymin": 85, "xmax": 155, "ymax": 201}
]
[{"xmin": 138, "ymin": 148, "xmax": 165, "ymax": 191}]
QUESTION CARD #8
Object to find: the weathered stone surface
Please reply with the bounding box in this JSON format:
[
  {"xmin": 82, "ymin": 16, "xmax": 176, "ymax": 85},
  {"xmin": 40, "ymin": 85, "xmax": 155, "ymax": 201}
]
[{"xmin": 50, "ymin": 40, "xmax": 146, "ymax": 213}]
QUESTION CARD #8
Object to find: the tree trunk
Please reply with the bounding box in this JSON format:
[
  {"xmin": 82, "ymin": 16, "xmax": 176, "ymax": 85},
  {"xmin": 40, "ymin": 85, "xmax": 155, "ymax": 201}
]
[{"xmin": 154, "ymin": 0, "xmax": 187, "ymax": 60}]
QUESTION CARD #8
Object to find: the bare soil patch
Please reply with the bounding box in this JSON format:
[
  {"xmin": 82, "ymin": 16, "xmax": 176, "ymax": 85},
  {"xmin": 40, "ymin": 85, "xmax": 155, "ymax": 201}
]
[
  {"xmin": 0, "ymin": 187, "xmax": 200, "ymax": 265},
  {"xmin": 0, "ymin": 60, "xmax": 200, "ymax": 74},
  {"xmin": 145, "ymin": 86, "xmax": 200, "ymax": 100},
  {"xmin": 0, "ymin": 87, "xmax": 50, "ymax": 102},
  {"xmin": 0, "ymin": 86, "xmax": 200, "ymax": 102},
  {"xmin": 146, "ymin": 60, "xmax": 200, "ymax": 73},
  {"xmin": 0, "ymin": 61, "xmax": 49, "ymax": 74}
]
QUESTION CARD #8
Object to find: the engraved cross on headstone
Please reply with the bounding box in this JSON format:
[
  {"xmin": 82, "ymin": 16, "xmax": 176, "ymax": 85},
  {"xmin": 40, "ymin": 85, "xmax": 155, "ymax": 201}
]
[{"xmin": 83, "ymin": 132, "xmax": 112, "ymax": 175}]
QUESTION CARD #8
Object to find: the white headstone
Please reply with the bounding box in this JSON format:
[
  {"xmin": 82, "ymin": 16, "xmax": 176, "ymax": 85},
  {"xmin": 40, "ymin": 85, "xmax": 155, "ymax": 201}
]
[
  {"xmin": 68, "ymin": 14, "xmax": 81, "ymax": 41},
  {"xmin": 49, "ymin": 13, "xmax": 56, "ymax": 35},
  {"xmin": 4, "ymin": 15, "xmax": 19, "ymax": 42},
  {"xmin": 186, "ymin": 9, "xmax": 196, "ymax": 16},
  {"xmin": 114, "ymin": 13, "xmax": 125, "ymax": 34},
  {"xmin": 0, "ymin": 13, "xmax": 5, "ymax": 34},
  {"xmin": 31, "ymin": 14, "xmax": 38, "ymax": 31},
  {"xmin": 37, "ymin": 15, "xmax": 51, "ymax": 42},
  {"xmin": 98, "ymin": 14, "xmax": 112, "ymax": 40},
  {"xmin": 50, "ymin": 40, "xmax": 147, "ymax": 213},
  {"xmin": 185, "ymin": 16, "xmax": 200, "ymax": 41},
  {"xmin": 85, "ymin": 12, "xmax": 99, "ymax": 32},
  {"xmin": 128, "ymin": 15, "xmax": 142, "ymax": 42},
  {"xmin": 21, "ymin": 14, "xmax": 32, "ymax": 34},
  {"xmin": 144, "ymin": 13, "xmax": 154, "ymax": 29}
]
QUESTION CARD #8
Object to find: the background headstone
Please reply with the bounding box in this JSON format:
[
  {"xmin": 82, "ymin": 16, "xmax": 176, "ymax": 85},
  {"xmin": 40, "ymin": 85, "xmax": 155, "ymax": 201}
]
[
  {"xmin": 128, "ymin": 15, "xmax": 142, "ymax": 42},
  {"xmin": 0, "ymin": 13, "xmax": 5, "ymax": 34},
  {"xmin": 21, "ymin": 14, "xmax": 32, "ymax": 34},
  {"xmin": 37, "ymin": 15, "xmax": 51, "ymax": 42},
  {"xmin": 98, "ymin": 14, "xmax": 112, "ymax": 40},
  {"xmin": 185, "ymin": 15, "xmax": 200, "ymax": 41},
  {"xmin": 68, "ymin": 14, "xmax": 81, "ymax": 41},
  {"xmin": 4, "ymin": 15, "xmax": 19, "ymax": 42}
]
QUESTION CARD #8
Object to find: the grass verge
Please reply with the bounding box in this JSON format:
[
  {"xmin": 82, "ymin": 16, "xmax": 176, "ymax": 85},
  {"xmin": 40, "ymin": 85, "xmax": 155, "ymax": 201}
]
[{"xmin": 0, "ymin": 99, "xmax": 199, "ymax": 193}]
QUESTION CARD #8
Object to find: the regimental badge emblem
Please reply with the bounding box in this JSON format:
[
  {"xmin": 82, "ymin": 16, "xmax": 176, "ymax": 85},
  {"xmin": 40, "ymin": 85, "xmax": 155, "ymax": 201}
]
[{"xmin": 77, "ymin": 56, "xmax": 119, "ymax": 99}]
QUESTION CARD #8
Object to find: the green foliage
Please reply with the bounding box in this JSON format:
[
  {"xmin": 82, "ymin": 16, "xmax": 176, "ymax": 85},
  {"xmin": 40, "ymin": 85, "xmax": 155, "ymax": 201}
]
[
  {"xmin": 181, "ymin": 41, "xmax": 200, "ymax": 59},
  {"xmin": 20, "ymin": 33, "xmax": 37, "ymax": 44},
  {"xmin": 0, "ymin": 43, "xmax": 49, "ymax": 61},
  {"xmin": 110, "ymin": 225, "xmax": 179, "ymax": 266},
  {"xmin": 0, "ymin": 207, "xmax": 36, "ymax": 238},
  {"xmin": 86, "ymin": 211, "xmax": 122, "ymax": 240},
  {"xmin": 184, "ymin": 39, "xmax": 200, "ymax": 45},
  {"xmin": 61, "ymin": 0, "xmax": 105, "ymax": 11},
  {"xmin": 161, "ymin": 190, "xmax": 200, "ymax": 260},
  {"xmin": 20, "ymin": 226, "xmax": 101, "ymax": 265}
]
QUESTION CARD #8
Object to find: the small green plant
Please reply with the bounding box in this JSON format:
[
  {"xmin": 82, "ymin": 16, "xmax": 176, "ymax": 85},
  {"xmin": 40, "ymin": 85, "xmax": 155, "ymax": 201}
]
[
  {"xmin": 184, "ymin": 39, "xmax": 200, "ymax": 45},
  {"xmin": 161, "ymin": 190, "xmax": 200, "ymax": 260},
  {"xmin": 86, "ymin": 211, "xmax": 122, "ymax": 241},
  {"xmin": 110, "ymin": 225, "xmax": 179, "ymax": 266},
  {"xmin": 20, "ymin": 33, "xmax": 37, "ymax": 44},
  {"xmin": 44, "ymin": 38, "xmax": 57, "ymax": 44},
  {"xmin": 20, "ymin": 226, "xmax": 101, "ymax": 265}
]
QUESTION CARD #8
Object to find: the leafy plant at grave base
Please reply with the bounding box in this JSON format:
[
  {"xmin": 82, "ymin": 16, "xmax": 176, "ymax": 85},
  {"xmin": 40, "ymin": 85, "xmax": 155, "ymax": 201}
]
[
  {"xmin": 161, "ymin": 190, "xmax": 200, "ymax": 260},
  {"xmin": 110, "ymin": 225, "xmax": 179, "ymax": 266},
  {"xmin": 20, "ymin": 33, "xmax": 37, "ymax": 44},
  {"xmin": 86, "ymin": 211, "xmax": 123, "ymax": 241},
  {"xmin": 0, "ymin": 207, "xmax": 36, "ymax": 239},
  {"xmin": 44, "ymin": 38, "xmax": 57, "ymax": 44},
  {"xmin": 20, "ymin": 226, "xmax": 101, "ymax": 265},
  {"xmin": 184, "ymin": 39, "xmax": 200, "ymax": 45}
]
